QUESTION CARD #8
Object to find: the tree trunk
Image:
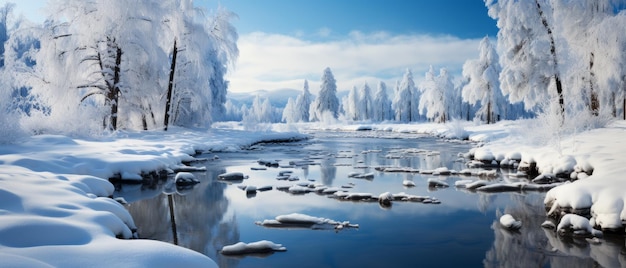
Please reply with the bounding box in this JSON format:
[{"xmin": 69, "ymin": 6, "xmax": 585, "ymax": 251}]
[
  {"xmin": 107, "ymin": 46, "xmax": 122, "ymax": 131},
  {"xmin": 536, "ymin": 0, "xmax": 565, "ymax": 122},
  {"xmin": 164, "ymin": 40, "xmax": 178, "ymax": 131},
  {"xmin": 487, "ymin": 101, "xmax": 492, "ymax": 124},
  {"xmin": 589, "ymin": 52, "xmax": 599, "ymax": 116}
]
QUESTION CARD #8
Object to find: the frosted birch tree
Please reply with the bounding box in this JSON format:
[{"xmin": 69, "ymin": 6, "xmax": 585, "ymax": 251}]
[
  {"xmin": 462, "ymin": 36, "xmax": 505, "ymax": 124},
  {"xmin": 310, "ymin": 67, "xmax": 339, "ymax": 121},
  {"xmin": 486, "ymin": 0, "xmax": 565, "ymax": 119}
]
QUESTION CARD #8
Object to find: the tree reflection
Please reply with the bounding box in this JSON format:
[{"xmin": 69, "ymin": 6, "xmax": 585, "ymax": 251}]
[
  {"xmin": 481, "ymin": 193, "xmax": 626, "ymax": 267},
  {"xmin": 127, "ymin": 165, "xmax": 241, "ymax": 268}
]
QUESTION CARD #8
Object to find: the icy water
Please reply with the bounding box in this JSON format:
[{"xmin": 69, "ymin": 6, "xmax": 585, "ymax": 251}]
[{"xmin": 116, "ymin": 131, "xmax": 622, "ymax": 268}]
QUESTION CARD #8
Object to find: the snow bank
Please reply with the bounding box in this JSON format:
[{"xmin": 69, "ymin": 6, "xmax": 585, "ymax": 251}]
[
  {"xmin": 463, "ymin": 120, "xmax": 626, "ymax": 230},
  {"xmin": 0, "ymin": 165, "xmax": 215, "ymax": 267},
  {"xmin": 0, "ymin": 127, "xmax": 306, "ymax": 266}
]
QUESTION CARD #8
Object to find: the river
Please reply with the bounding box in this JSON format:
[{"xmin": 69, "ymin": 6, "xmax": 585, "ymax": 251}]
[{"xmin": 115, "ymin": 131, "xmax": 622, "ymax": 267}]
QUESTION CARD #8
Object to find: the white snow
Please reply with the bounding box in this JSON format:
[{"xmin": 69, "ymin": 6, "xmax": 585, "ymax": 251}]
[
  {"xmin": 301, "ymin": 119, "xmax": 626, "ymax": 230},
  {"xmin": 499, "ymin": 214, "xmax": 522, "ymax": 230},
  {"xmin": 557, "ymin": 214, "xmax": 602, "ymax": 237},
  {"xmin": 3, "ymin": 117, "xmax": 626, "ymax": 265},
  {"xmin": 255, "ymin": 213, "xmax": 359, "ymax": 230},
  {"xmin": 0, "ymin": 127, "xmax": 305, "ymax": 267},
  {"xmin": 221, "ymin": 240, "xmax": 287, "ymax": 255}
]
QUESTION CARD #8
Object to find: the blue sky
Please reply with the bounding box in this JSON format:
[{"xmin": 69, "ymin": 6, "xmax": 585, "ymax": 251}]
[
  {"xmin": 200, "ymin": 0, "xmax": 498, "ymax": 39},
  {"xmin": 2, "ymin": 0, "xmax": 498, "ymax": 93}
]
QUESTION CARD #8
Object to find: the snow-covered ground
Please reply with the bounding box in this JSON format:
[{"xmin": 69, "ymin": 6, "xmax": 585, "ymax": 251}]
[
  {"xmin": 0, "ymin": 127, "xmax": 306, "ymax": 267},
  {"xmin": 2, "ymin": 119, "xmax": 626, "ymax": 266}
]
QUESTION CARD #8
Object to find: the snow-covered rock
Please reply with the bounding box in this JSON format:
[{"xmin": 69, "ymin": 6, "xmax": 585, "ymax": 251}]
[
  {"xmin": 217, "ymin": 172, "xmax": 247, "ymax": 181},
  {"xmin": 499, "ymin": 214, "xmax": 521, "ymax": 230},
  {"xmin": 557, "ymin": 214, "xmax": 602, "ymax": 237},
  {"xmin": 402, "ymin": 179, "xmax": 416, "ymax": 187},
  {"xmin": 427, "ymin": 178, "xmax": 449, "ymax": 188},
  {"xmin": 174, "ymin": 172, "xmax": 199, "ymax": 186},
  {"xmin": 220, "ymin": 240, "xmax": 286, "ymax": 255}
]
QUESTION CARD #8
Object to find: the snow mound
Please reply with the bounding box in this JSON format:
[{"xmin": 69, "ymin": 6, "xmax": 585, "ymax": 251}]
[
  {"xmin": 174, "ymin": 172, "xmax": 199, "ymax": 186},
  {"xmin": 557, "ymin": 214, "xmax": 602, "ymax": 237},
  {"xmin": 220, "ymin": 240, "xmax": 286, "ymax": 255},
  {"xmin": 255, "ymin": 213, "xmax": 359, "ymax": 230},
  {"xmin": 402, "ymin": 179, "xmax": 416, "ymax": 187},
  {"xmin": 499, "ymin": 214, "xmax": 521, "ymax": 230}
]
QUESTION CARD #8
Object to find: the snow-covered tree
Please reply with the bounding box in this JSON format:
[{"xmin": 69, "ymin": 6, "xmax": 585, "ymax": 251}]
[
  {"xmin": 310, "ymin": 67, "xmax": 339, "ymax": 121},
  {"xmin": 358, "ymin": 82, "xmax": 374, "ymax": 120},
  {"xmin": 590, "ymin": 11, "xmax": 626, "ymax": 119},
  {"xmin": 243, "ymin": 95, "xmax": 276, "ymax": 127},
  {"xmin": 462, "ymin": 36, "xmax": 505, "ymax": 124},
  {"xmin": 282, "ymin": 97, "xmax": 298, "ymax": 123},
  {"xmin": 344, "ymin": 86, "xmax": 359, "ymax": 121},
  {"xmin": 551, "ymin": 0, "xmax": 625, "ymax": 117},
  {"xmin": 373, "ymin": 81, "xmax": 392, "ymax": 121},
  {"xmin": 419, "ymin": 66, "xmax": 455, "ymax": 123},
  {"xmin": 294, "ymin": 79, "xmax": 313, "ymax": 122},
  {"xmin": 392, "ymin": 69, "xmax": 418, "ymax": 122},
  {"xmin": 486, "ymin": 0, "xmax": 565, "ymax": 118}
]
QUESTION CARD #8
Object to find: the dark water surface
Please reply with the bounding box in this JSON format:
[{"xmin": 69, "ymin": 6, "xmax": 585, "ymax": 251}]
[{"xmin": 116, "ymin": 131, "xmax": 622, "ymax": 267}]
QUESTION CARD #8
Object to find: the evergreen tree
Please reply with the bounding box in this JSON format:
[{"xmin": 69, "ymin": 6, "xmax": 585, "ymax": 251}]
[
  {"xmin": 462, "ymin": 36, "xmax": 505, "ymax": 123},
  {"xmin": 310, "ymin": 67, "xmax": 339, "ymax": 121},
  {"xmin": 373, "ymin": 81, "xmax": 392, "ymax": 122}
]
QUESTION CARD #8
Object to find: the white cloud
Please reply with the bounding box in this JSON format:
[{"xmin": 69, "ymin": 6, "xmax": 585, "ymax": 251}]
[{"xmin": 226, "ymin": 31, "xmax": 483, "ymax": 94}]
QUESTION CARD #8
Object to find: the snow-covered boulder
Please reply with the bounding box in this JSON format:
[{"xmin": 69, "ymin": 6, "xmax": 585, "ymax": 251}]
[
  {"xmin": 427, "ymin": 178, "xmax": 449, "ymax": 188},
  {"xmin": 174, "ymin": 172, "xmax": 199, "ymax": 186},
  {"xmin": 557, "ymin": 214, "xmax": 602, "ymax": 237},
  {"xmin": 217, "ymin": 172, "xmax": 247, "ymax": 181},
  {"xmin": 378, "ymin": 192, "xmax": 393, "ymax": 207},
  {"xmin": 220, "ymin": 240, "xmax": 286, "ymax": 255},
  {"xmin": 499, "ymin": 214, "xmax": 522, "ymax": 230},
  {"xmin": 402, "ymin": 179, "xmax": 416, "ymax": 187}
]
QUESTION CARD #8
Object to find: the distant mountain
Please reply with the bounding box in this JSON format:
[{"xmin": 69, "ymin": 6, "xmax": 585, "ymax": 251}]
[
  {"xmin": 227, "ymin": 88, "xmax": 301, "ymax": 108},
  {"xmin": 227, "ymin": 88, "xmax": 352, "ymax": 109}
]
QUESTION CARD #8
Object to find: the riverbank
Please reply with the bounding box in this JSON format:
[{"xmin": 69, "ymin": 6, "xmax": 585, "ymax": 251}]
[
  {"xmin": 0, "ymin": 127, "xmax": 307, "ymax": 267},
  {"xmin": 290, "ymin": 119, "xmax": 626, "ymax": 230},
  {"xmin": 1, "ymin": 119, "xmax": 625, "ymax": 266}
]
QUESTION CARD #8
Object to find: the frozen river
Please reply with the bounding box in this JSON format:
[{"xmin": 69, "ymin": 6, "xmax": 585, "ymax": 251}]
[{"xmin": 116, "ymin": 131, "xmax": 620, "ymax": 267}]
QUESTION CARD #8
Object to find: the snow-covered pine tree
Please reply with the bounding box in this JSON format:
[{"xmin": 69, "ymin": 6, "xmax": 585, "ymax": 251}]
[
  {"xmin": 282, "ymin": 97, "xmax": 298, "ymax": 123},
  {"xmin": 310, "ymin": 67, "xmax": 339, "ymax": 122},
  {"xmin": 295, "ymin": 79, "xmax": 313, "ymax": 122},
  {"xmin": 419, "ymin": 66, "xmax": 454, "ymax": 123},
  {"xmin": 393, "ymin": 69, "xmax": 416, "ymax": 122},
  {"xmin": 462, "ymin": 36, "xmax": 505, "ymax": 124},
  {"xmin": 358, "ymin": 82, "xmax": 374, "ymax": 121},
  {"xmin": 345, "ymin": 86, "xmax": 359, "ymax": 121},
  {"xmin": 373, "ymin": 81, "xmax": 392, "ymax": 122}
]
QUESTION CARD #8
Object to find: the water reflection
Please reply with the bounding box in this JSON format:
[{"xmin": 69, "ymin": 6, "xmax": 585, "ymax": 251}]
[
  {"xmin": 123, "ymin": 166, "xmax": 241, "ymax": 267},
  {"xmin": 115, "ymin": 132, "xmax": 626, "ymax": 267},
  {"xmin": 484, "ymin": 194, "xmax": 626, "ymax": 267}
]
